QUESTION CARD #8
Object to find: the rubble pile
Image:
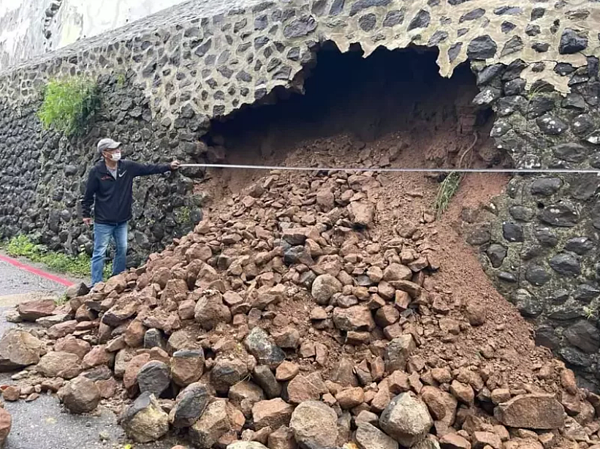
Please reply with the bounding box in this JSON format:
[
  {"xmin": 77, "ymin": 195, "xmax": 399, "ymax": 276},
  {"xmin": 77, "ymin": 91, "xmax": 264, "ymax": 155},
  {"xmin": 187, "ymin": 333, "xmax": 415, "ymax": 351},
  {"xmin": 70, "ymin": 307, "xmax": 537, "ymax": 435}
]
[{"xmin": 3, "ymin": 166, "xmax": 600, "ymax": 449}]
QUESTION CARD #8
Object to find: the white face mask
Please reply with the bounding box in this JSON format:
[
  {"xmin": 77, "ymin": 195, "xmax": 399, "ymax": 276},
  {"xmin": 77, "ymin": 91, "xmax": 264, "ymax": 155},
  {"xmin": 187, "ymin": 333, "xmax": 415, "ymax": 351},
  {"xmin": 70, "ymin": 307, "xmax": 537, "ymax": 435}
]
[{"xmin": 110, "ymin": 152, "xmax": 121, "ymax": 162}]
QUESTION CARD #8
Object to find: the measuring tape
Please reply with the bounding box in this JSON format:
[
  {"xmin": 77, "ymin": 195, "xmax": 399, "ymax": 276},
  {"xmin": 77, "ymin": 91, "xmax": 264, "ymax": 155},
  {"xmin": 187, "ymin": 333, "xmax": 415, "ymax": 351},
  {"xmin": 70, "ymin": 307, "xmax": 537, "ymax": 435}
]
[{"xmin": 179, "ymin": 163, "xmax": 600, "ymax": 174}]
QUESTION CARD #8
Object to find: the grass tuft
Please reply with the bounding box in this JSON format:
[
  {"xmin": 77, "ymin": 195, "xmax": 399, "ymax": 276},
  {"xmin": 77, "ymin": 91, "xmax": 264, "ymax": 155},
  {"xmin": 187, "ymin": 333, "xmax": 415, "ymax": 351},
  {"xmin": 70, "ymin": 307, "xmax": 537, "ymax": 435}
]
[{"xmin": 435, "ymin": 172, "xmax": 462, "ymax": 217}]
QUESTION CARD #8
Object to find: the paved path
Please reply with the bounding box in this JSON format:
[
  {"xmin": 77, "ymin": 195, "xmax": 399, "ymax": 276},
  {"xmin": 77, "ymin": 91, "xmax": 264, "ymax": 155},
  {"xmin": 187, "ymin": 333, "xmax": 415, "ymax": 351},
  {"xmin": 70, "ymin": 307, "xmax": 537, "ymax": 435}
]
[{"xmin": 0, "ymin": 255, "xmax": 180, "ymax": 449}]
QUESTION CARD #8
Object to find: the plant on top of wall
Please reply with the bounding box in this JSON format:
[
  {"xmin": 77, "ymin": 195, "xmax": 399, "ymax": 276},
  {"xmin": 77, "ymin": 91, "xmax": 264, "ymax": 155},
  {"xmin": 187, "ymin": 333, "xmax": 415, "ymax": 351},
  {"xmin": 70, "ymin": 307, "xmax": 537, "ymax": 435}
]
[{"xmin": 37, "ymin": 76, "xmax": 99, "ymax": 136}]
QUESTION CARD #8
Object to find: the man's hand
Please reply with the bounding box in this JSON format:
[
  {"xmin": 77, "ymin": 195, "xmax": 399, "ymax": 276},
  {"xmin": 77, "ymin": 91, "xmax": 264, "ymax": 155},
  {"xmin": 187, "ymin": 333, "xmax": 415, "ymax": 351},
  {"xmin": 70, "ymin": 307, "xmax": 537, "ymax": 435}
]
[
  {"xmin": 170, "ymin": 160, "xmax": 181, "ymax": 170},
  {"xmin": 83, "ymin": 218, "xmax": 93, "ymax": 226}
]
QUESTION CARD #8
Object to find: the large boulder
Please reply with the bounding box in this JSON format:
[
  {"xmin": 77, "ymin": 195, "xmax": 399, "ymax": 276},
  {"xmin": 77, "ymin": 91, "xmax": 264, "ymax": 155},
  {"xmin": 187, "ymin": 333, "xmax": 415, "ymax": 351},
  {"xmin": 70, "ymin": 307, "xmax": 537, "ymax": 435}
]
[
  {"xmin": 17, "ymin": 298, "xmax": 56, "ymax": 321},
  {"xmin": 0, "ymin": 329, "xmax": 44, "ymax": 370},
  {"xmin": 379, "ymin": 393, "xmax": 433, "ymax": 447},
  {"xmin": 121, "ymin": 392, "xmax": 169, "ymax": 443},
  {"xmin": 494, "ymin": 394, "xmax": 565, "ymax": 429},
  {"xmin": 290, "ymin": 401, "xmax": 339, "ymax": 448},
  {"xmin": 60, "ymin": 376, "xmax": 101, "ymax": 414},
  {"xmin": 37, "ymin": 352, "xmax": 83, "ymax": 379},
  {"xmin": 170, "ymin": 383, "xmax": 211, "ymax": 428}
]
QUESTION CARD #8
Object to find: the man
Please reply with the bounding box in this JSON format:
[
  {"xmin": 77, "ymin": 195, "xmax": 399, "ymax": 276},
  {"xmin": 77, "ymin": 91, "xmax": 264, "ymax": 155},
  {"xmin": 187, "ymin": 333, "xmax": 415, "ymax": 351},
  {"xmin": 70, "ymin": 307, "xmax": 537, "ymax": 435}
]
[{"xmin": 82, "ymin": 138, "xmax": 181, "ymax": 286}]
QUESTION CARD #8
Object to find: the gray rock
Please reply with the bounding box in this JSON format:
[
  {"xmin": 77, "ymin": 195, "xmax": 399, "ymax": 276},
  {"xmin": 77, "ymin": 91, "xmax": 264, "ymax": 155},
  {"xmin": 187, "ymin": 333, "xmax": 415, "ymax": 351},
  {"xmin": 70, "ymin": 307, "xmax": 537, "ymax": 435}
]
[
  {"xmin": 170, "ymin": 383, "xmax": 211, "ymax": 428},
  {"xmin": 502, "ymin": 222, "xmax": 523, "ymax": 242},
  {"xmin": 211, "ymin": 357, "xmax": 249, "ymax": 394},
  {"xmin": 244, "ymin": 327, "xmax": 285, "ymax": 368},
  {"xmin": 566, "ymin": 237, "xmax": 594, "ymax": 255},
  {"xmin": 512, "ymin": 289, "xmax": 543, "ymax": 317},
  {"xmin": 384, "ymin": 335, "xmax": 416, "ymax": 372},
  {"xmin": 253, "ymin": 365, "xmax": 281, "ymax": 399},
  {"xmin": 144, "ymin": 328, "xmax": 166, "ymax": 350},
  {"xmin": 283, "ymin": 16, "xmax": 317, "ymax": 39},
  {"xmin": 311, "ymin": 274, "xmax": 342, "ymax": 305},
  {"xmin": 137, "ymin": 361, "xmax": 171, "ymax": 397},
  {"xmin": 121, "ymin": 392, "xmax": 169, "ymax": 443},
  {"xmin": 501, "ymin": 36, "xmax": 523, "ymax": 57},
  {"xmin": 539, "ymin": 202, "xmax": 579, "ymax": 227},
  {"xmin": 552, "ymin": 143, "xmax": 587, "ymax": 163},
  {"xmin": 356, "ymin": 423, "xmax": 398, "ymax": 449},
  {"xmin": 379, "ymin": 393, "xmax": 432, "ymax": 447},
  {"xmin": 536, "ymin": 115, "xmax": 568, "ymax": 135},
  {"xmin": 228, "ymin": 443, "xmax": 269, "ymax": 449},
  {"xmin": 407, "ymin": 9, "xmax": 430, "ymax": 30},
  {"xmin": 559, "ymin": 29, "xmax": 588, "ymax": 54},
  {"xmin": 486, "ymin": 244, "xmax": 507, "ymax": 268},
  {"xmin": 509, "ymin": 206, "xmax": 534, "ymax": 222},
  {"xmin": 534, "ymin": 227, "xmax": 558, "ymax": 247},
  {"xmin": 383, "ymin": 10, "xmax": 404, "ymax": 27},
  {"xmin": 467, "ymin": 35, "xmax": 497, "ymax": 59},
  {"xmin": 549, "ymin": 253, "xmax": 581, "ymax": 277},
  {"xmin": 525, "ymin": 265, "xmax": 550, "ymax": 286},
  {"xmin": 460, "ymin": 8, "xmax": 485, "ymax": 22},
  {"xmin": 531, "ymin": 178, "xmax": 562, "ymax": 196},
  {"xmin": 358, "ymin": 14, "xmax": 377, "ymax": 32},
  {"xmin": 564, "ymin": 320, "xmax": 600, "ymax": 354},
  {"xmin": 61, "ymin": 376, "xmax": 101, "ymax": 414},
  {"xmin": 560, "ymin": 346, "xmax": 593, "ymax": 367},
  {"xmin": 349, "ymin": 0, "xmax": 391, "ymax": 16}
]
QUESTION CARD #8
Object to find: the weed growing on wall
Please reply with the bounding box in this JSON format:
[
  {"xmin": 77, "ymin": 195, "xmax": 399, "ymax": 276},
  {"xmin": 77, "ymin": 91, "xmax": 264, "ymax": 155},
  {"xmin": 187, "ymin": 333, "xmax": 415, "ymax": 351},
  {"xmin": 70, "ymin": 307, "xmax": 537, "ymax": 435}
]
[
  {"xmin": 37, "ymin": 77, "xmax": 99, "ymax": 136},
  {"xmin": 435, "ymin": 172, "xmax": 462, "ymax": 217},
  {"xmin": 4, "ymin": 235, "xmax": 111, "ymax": 279}
]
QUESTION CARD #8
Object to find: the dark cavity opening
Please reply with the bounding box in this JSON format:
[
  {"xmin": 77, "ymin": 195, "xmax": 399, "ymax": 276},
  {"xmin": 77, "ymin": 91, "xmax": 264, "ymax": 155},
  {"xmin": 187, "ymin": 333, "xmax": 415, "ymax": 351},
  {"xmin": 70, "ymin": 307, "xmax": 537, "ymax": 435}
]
[{"xmin": 205, "ymin": 43, "xmax": 500, "ymax": 170}]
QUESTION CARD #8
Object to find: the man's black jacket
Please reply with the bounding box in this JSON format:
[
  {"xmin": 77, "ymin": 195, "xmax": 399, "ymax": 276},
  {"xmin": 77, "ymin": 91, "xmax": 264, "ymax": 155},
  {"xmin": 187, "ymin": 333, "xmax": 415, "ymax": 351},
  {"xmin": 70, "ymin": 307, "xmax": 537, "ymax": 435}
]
[{"xmin": 81, "ymin": 160, "xmax": 171, "ymax": 224}]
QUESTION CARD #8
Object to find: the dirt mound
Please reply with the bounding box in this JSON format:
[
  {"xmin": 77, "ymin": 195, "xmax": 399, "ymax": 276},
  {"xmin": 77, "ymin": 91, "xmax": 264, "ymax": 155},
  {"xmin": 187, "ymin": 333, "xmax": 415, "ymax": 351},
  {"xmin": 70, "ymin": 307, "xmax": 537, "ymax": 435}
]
[
  {"xmin": 5, "ymin": 137, "xmax": 600, "ymax": 448},
  {"xmin": 4, "ymin": 47, "xmax": 600, "ymax": 449}
]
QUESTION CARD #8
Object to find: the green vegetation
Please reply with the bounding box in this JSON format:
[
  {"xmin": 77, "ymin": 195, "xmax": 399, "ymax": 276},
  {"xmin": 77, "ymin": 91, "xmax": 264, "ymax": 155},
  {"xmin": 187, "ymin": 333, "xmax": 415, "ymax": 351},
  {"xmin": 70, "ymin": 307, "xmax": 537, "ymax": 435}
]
[
  {"xmin": 4, "ymin": 235, "xmax": 111, "ymax": 279},
  {"xmin": 37, "ymin": 77, "xmax": 99, "ymax": 136},
  {"xmin": 584, "ymin": 305, "xmax": 598, "ymax": 321},
  {"xmin": 434, "ymin": 172, "xmax": 462, "ymax": 217}
]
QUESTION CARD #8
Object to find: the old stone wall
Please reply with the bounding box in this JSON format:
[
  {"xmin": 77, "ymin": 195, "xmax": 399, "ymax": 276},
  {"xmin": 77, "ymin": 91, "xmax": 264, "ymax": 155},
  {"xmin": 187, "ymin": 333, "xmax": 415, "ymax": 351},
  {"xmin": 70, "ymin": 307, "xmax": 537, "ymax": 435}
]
[{"xmin": 0, "ymin": 0, "xmax": 600, "ymax": 386}]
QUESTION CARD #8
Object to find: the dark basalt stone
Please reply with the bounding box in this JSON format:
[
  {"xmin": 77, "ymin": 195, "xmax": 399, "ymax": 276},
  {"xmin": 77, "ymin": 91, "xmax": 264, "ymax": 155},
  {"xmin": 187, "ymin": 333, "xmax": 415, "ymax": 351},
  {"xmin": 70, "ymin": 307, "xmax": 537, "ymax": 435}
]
[
  {"xmin": 502, "ymin": 222, "xmax": 523, "ymax": 242},
  {"xmin": 407, "ymin": 9, "xmax": 430, "ymax": 30},
  {"xmin": 467, "ymin": 35, "xmax": 497, "ymax": 59},
  {"xmin": 559, "ymin": 28, "xmax": 589, "ymax": 54},
  {"xmin": 549, "ymin": 252, "xmax": 581, "ymax": 277},
  {"xmin": 539, "ymin": 202, "xmax": 579, "ymax": 227}
]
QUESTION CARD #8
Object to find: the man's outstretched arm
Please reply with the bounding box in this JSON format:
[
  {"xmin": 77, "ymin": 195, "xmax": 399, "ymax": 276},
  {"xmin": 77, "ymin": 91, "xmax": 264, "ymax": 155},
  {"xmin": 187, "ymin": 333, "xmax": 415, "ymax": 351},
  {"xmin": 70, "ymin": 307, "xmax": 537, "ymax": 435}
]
[{"xmin": 129, "ymin": 160, "xmax": 180, "ymax": 177}]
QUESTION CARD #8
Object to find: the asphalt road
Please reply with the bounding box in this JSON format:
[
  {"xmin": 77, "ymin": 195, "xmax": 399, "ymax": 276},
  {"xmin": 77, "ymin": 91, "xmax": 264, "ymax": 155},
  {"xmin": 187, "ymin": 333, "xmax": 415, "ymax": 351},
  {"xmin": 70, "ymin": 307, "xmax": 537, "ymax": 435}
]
[{"xmin": 0, "ymin": 256, "xmax": 181, "ymax": 449}]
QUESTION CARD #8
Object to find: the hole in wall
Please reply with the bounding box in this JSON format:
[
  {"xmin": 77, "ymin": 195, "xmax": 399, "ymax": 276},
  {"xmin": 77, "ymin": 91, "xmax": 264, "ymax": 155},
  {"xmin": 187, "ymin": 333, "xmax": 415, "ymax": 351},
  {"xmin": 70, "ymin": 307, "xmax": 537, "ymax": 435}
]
[{"xmin": 202, "ymin": 42, "xmax": 502, "ymax": 192}]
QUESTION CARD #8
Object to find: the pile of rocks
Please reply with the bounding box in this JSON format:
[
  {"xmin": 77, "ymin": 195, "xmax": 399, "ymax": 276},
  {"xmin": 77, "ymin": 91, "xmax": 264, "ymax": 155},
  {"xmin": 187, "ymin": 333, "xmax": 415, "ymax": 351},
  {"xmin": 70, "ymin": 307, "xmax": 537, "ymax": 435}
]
[{"xmin": 2, "ymin": 169, "xmax": 600, "ymax": 449}]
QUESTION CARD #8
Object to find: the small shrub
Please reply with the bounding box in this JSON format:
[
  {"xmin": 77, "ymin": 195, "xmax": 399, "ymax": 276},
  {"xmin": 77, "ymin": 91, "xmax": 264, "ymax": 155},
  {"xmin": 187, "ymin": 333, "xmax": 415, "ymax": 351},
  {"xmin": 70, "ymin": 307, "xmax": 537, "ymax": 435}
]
[{"xmin": 37, "ymin": 77, "xmax": 99, "ymax": 136}]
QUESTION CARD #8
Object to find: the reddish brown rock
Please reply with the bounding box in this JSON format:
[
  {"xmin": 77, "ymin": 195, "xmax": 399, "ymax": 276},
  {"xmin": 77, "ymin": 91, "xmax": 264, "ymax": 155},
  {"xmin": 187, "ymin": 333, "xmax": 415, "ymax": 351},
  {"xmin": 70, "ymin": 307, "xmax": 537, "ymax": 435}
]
[
  {"xmin": 439, "ymin": 433, "xmax": 471, "ymax": 449},
  {"xmin": 275, "ymin": 361, "xmax": 299, "ymax": 381},
  {"xmin": 494, "ymin": 394, "xmax": 565, "ymax": 430},
  {"xmin": 2, "ymin": 386, "xmax": 20, "ymax": 402},
  {"xmin": 335, "ymin": 387, "xmax": 364, "ymax": 409},
  {"xmin": 287, "ymin": 372, "xmax": 328, "ymax": 404},
  {"xmin": 37, "ymin": 352, "xmax": 83, "ymax": 379},
  {"xmin": 252, "ymin": 398, "xmax": 294, "ymax": 430},
  {"xmin": 82, "ymin": 345, "xmax": 114, "ymax": 369},
  {"xmin": 421, "ymin": 386, "xmax": 457, "ymax": 426},
  {"xmin": 55, "ymin": 336, "xmax": 91, "ymax": 359},
  {"xmin": 0, "ymin": 408, "xmax": 11, "ymax": 445},
  {"xmin": 17, "ymin": 298, "xmax": 56, "ymax": 321},
  {"xmin": 47, "ymin": 320, "xmax": 78, "ymax": 339}
]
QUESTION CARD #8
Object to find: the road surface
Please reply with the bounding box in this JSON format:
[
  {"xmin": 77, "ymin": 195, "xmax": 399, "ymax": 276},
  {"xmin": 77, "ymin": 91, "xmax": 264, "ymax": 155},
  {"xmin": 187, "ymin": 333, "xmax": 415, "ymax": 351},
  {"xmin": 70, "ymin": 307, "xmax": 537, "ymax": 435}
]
[{"xmin": 0, "ymin": 254, "xmax": 180, "ymax": 449}]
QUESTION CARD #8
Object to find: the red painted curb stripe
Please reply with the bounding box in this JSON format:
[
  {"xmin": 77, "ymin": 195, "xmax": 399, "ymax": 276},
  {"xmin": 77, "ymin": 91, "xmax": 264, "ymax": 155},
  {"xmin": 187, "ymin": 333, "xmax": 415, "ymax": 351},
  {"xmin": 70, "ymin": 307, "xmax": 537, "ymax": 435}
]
[{"xmin": 0, "ymin": 254, "xmax": 75, "ymax": 287}]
